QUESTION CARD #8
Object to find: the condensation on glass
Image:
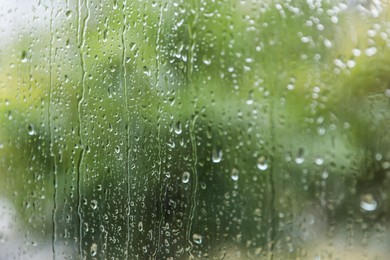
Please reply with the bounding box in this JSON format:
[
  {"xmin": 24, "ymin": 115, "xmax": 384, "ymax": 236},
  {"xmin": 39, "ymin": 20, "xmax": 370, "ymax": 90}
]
[{"xmin": 0, "ymin": 0, "xmax": 390, "ymax": 259}]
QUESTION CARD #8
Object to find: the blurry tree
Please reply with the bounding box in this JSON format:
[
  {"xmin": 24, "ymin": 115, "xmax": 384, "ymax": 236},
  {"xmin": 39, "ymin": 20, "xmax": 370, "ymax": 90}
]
[{"xmin": 0, "ymin": 0, "xmax": 390, "ymax": 259}]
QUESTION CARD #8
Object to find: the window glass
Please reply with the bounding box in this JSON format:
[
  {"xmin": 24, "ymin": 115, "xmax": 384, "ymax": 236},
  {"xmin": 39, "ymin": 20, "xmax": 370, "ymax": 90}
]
[{"xmin": 1, "ymin": 0, "xmax": 390, "ymax": 258}]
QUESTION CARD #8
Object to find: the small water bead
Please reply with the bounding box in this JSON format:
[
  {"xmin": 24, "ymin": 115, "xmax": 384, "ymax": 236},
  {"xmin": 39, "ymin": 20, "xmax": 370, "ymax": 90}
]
[
  {"xmin": 21, "ymin": 51, "xmax": 28, "ymax": 63},
  {"xmin": 28, "ymin": 124, "xmax": 36, "ymax": 136},
  {"xmin": 193, "ymin": 233, "xmax": 202, "ymax": 244},
  {"xmin": 295, "ymin": 148, "xmax": 305, "ymax": 164},
  {"xmin": 315, "ymin": 158, "xmax": 324, "ymax": 165},
  {"xmin": 174, "ymin": 121, "xmax": 182, "ymax": 134},
  {"xmin": 182, "ymin": 171, "xmax": 190, "ymax": 183},
  {"xmin": 231, "ymin": 168, "xmax": 239, "ymax": 181},
  {"xmin": 90, "ymin": 243, "xmax": 97, "ymax": 256},
  {"xmin": 90, "ymin": 200, "xmax": 98, "ymax": 210},
  {"xmin": 360, "ymin": 193, "xmax": 377, "ymax": 212},
  {"xmin": 138, "ymin": 221, "xmax": 144, "ymax": 232},
  {"xmin": 257, "ymin": 156, "xmax": 268, "ymax": 171},
  {"xmin": 212, "ymin": 148, "xmax": 222, "ymax": 163}
]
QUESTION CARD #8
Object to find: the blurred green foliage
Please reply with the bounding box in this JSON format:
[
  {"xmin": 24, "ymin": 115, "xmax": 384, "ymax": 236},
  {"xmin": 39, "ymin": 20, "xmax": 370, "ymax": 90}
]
[{"xmin": 1, "ymin": 0, "xmax": 390, "ymax": 258}]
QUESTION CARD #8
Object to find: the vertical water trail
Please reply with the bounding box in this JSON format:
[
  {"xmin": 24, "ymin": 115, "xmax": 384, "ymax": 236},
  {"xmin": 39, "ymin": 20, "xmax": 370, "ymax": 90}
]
[
  {"xmin": 76, "ymin": 0, "xmax": 90, "ymax": 257},
  {"xmin": 120, "ymin": 0, "xmax": 130, "ymax": 257},
  {"xmin": 187, "ymin": 113, "xmax": 199, "ymax": 257},
  {"xmin": 267, "ymin": 79, "xmax": 277, "ymax": 260},
  {"xmin": 48, "ymin": 0, "xmax": 57, "ymax": 258},
  {"xmin": 150, "ymin": 4, "xmax": 165, "ymax": 258}
]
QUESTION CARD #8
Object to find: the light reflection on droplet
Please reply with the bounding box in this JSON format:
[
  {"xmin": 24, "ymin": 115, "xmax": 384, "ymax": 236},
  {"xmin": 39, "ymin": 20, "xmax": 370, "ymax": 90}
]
[
  {"xmin": 182, "ymin": 171, "xmax": 190, "ymax": 184},
  {"xmin": 360, "ymin": 193, "xmax": 377, "ymax": 212},
  {"xmin": 193, "ymin": 233, "xmax": 202, "ymax": 244},
  {"xmin": 257, "ymin": 156, "xmax": 268, "ymax": 171},
  {"xmin": 212, "ymin": 148, "xmax": 222, "ymax": 163},
  {"xmin": 231, "ymin": 168, "xmax": 239, "ymax": 181}
]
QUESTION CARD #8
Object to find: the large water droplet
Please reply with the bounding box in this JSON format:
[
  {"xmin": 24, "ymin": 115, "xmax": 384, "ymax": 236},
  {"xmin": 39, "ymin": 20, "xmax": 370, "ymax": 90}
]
[
  {"xmin": 295, "ymin": 148, "xmax": 305, "ymax": 164},
  {"xmin": 174, "ymin": 121, "xmax": 182, "ymax": 134},
  {"xmin": 193, "ymin": 233, "xmax": 202, "ymax": 244},
  {"xmin": 138, "ymin": 221, "xmax": 144, "ymax": 232},
  {"xmin": 315, "ymin": 157, "xmax": 324, "ymax": 165},
  {"xmin": 231, "ymin": 168, "xmax": 239, "ymax": 181},
  {"xmin": 202, "ymin": 55, "xmax": 211, "ymax": 65},
  {"xmin": 90, "ymin": 243, "xmax": 97, "ymax": 256},
  {"xmin": 28, "ymin": 124, "xmax": 36, "ymax": 135},
  {"xmin": 65, "ymin": 10, "xmax": 72, "ymax": 19},
  {"xmin": 360, "ymin": 193, "xmax": 377, "ymax": 212},
  {"xmin": 90, "ymin": 200, "xmax": 98, "ymax": 210},
  {"xmin": 182, "ymin": 171, "xmax": 190, "ymax": 183},
  {"xmin": 21, "ymin": 51, "xmax": 28, "ymax": 63},
  {"xmin": 143, "ymin": 66, "xmax": 151, "ymax": 76},
  {"xmin": 212, "ymin": 147, "xmax": 222, "ymax": 163},
  {"xmin": 257, "ymin": 156, "xmax": 268, "ymax": 171}
]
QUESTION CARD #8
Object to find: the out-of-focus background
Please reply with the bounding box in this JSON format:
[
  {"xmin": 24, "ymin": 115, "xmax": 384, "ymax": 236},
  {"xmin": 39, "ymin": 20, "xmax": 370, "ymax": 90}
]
[{"xmin": 1, "ymin": 0, "xmax": 390, "ymax": 259}]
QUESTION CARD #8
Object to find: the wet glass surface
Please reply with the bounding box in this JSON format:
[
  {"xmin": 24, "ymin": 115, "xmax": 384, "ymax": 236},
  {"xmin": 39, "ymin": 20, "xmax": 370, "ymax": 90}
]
[{"xmin": 0, "ymin": 0, "xmax": 390, "ymax": 259}]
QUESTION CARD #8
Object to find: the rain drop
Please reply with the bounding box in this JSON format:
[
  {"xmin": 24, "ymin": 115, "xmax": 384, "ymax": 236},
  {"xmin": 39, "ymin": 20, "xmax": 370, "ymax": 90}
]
[
  {"xmin": 65, "ymin": 10, "xmax": 72, "ymax": 19},
  {"xmin": 202, "ymin": 55, "xmax": 211, "ymax": 65},
  {"xmin": 174, "ymin": 121, "xmax": 182, "ymax": 134},
  {"xmin": 192, "ymin": 233, "xmax": 202, "ymax": 244},
  {"xmin": 295, "ymin": 148, "xmax": 305, "ymax": 164},
  {"xmin": 90, "ymin": 243, "xmax": 97, "ymax": 256},
  {"xmin": 182, "ymin": 171, "xmax": 190, "ymax": 184},
  {"xmin": 138, "ymin": 221, "xmax": 143, "ymax": 232},
  {"xmin": 360, "ymin": 193, "xmax": 377, "ymax": 212},
  {"xmin": 315, "ymin": 158, "xmax": 324, "ymax": 165},
  {"xmin": 143, "ymin": 66, "xmax": 151, "ymax": 76},
  {"xmin": 257, "ymin": 156, "xmax": 268, "ymax": 171},
  {"xmin": 28, "ymin": 124, "xmax": 35, "ymax": 136},
  {"xmin": 21, "ymin": 51, "xmax": 28, "ymax": 63},
  {"xmin": 90, "ymin": 200, "xmax": 98, "ymax": 210},
  {"xmin": 231, "ymin": 168, "xmax": 239, "ymax": 181},
  {"xmin": 212, "ymin": 147, "xmax": 222, "ymax": 163}
]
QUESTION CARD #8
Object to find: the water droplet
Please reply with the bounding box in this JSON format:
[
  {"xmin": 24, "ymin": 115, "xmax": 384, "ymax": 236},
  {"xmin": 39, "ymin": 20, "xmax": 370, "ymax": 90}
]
[
  {"xmin": 103, "ymin": 29, "xmax": 108, "ymax": 42},
  {"xmin": 202, "ymin": 55, "xmax": 211, "ymax": 65},
  {"xmin": 65, "ymin": 10, "xmax": 72, "ymax": 19},
  {"xmin": 90, "ymin": 243, "xmax": 97, "ymax": 256},
  {"xmin": 21, "ymin": 51, "xmax": 28, "ymax": 63},
  {"xmin": 257, "ymin": 156, "xmax": 268, "ymax": 171},
  {"xmin": 182, "ymin": 171, "xmax": 190, "ymax": 184},
  {"xmin": 212, "ymin": 147, "xmax": 222, "ymax": 163},
  {"xmin": 315, "ymin": 158, "xmax": 324, "ymax": 165},
  {"xmin": 193, "ymin": 233, "xmax": 202, "ymax": 244},
  {"xmin": 295, "ymin": 148, "xmax": 305, "ymax": 164},
  {"xmin": 114, "ymin": 146, "xmax": 120, "ymax": 153},
  {"xmin": 174, "ymin": 121, "xmax": 182, "ymax": 134},
  {"xmin": 231, "ymin": 168, "xmax": 239, "ymax": 181},
  {"xmin": 138, "ymin": 221, "xmax": 143, "ymax": 232},
  {"xmin": 360, "ymin": 193, "xmax": 377, "ymax": 212},
  {"xmin": 90, "ymin": 200, "xmax": 98, "ymax": 210},
  {"xmin": 143, "ymin": 66, "xmax": 151, "ymax": 76},
  {"xmin": 28, "ymin": 124, "xmax": 35, "ymax": 135}
]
